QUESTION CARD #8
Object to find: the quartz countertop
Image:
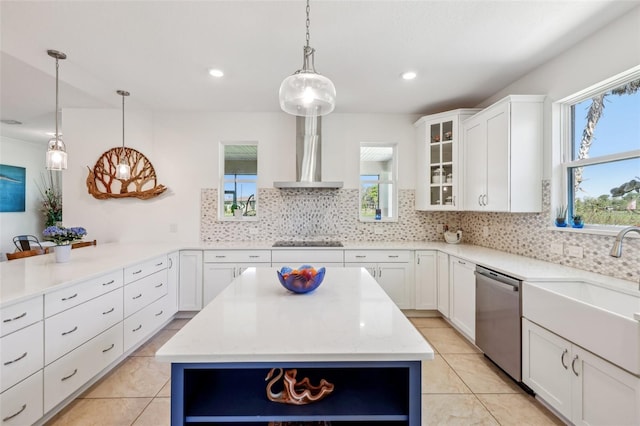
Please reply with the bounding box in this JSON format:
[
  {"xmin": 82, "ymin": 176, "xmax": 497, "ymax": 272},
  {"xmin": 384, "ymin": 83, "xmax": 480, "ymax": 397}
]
[{"xmin": 155, "ymin": 267, "xmax": 434, "ymax": 363}]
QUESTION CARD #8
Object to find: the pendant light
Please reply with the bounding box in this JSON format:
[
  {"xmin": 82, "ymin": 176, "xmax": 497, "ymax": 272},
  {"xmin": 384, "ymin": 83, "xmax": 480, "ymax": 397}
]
[
  {"xmin": 279, "ymin": 0, "xmax": 336, "ymax": 117},
  {"xmin": 115, "ymin": 90, "xmax": 131, "ymax": 180},
  {"xmin": 46, "ymin": 50, "xmax": 68, "ymax": 170}
]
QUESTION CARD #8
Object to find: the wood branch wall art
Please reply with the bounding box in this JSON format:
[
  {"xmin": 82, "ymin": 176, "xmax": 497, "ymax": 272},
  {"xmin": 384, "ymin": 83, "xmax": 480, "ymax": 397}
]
[{"xmin": 86, "ymin": 147, "xmax": 167, "ymax": 200}]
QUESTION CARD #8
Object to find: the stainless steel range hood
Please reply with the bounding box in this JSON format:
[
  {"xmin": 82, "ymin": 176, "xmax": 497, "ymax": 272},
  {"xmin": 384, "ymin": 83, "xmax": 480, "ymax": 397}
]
[{"xmin": 274, "ymin": 116, "xmax": 343, "ymax": 189}]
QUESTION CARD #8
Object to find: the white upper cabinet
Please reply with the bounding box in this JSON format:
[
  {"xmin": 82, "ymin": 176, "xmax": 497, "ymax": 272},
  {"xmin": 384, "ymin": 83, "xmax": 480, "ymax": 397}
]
[
  {"xmin": 414, "ymin": 109, "xmax": 480, "ymax": 210},
  {"xmin": 462, "ymin": 95, "xmax": 544, "ymax": 212}
]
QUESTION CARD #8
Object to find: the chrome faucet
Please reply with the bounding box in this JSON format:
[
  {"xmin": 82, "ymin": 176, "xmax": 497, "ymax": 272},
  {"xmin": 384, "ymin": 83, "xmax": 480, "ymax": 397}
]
[{"xmin": 610, "ymin": 226, "xmax": 640, "ymax": 257}]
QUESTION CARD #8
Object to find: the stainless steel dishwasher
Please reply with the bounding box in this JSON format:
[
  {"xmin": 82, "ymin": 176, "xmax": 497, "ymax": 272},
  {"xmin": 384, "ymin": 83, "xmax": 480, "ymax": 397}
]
[{"xmin": 475, "ymin": 265, "xmax": 522, "ymax": 382}]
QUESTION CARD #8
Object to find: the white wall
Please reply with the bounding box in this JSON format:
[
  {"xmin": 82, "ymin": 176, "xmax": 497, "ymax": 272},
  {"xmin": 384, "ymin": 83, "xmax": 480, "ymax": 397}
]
[
  {"xmin": 0, "ymin": 136, "xmax": 47, "ymax": 259},
  {"xmin": 62, "ymin": 110, "xmax": 418, "ymax": 243}
]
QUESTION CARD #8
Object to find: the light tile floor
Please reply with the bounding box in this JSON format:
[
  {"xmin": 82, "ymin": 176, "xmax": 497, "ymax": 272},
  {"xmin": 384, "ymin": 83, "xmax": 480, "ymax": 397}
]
[{"xmin": 46, "ymin": 316, "xmax": 564, "ymax": 426}]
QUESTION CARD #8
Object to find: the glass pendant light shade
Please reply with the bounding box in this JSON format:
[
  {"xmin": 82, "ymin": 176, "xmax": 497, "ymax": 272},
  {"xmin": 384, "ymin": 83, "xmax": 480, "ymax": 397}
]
[
  {"xmin": 279, "ymin": 0, "xmax": 336, "ymax": 117},
  {"xmin": 46, "ymin": 50, "xmax": 67, "ymax": 170},
  {"xmin": 279, "ymin": 70, "xmax": 336, "ymax": 116},
  {"xmin": 46, "ymin": 135, "xmax": 67, "ymax": 170}
]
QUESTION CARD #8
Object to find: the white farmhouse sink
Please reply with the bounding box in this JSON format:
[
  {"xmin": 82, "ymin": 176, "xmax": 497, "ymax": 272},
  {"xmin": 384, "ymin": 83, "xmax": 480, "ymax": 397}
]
[{"xmin": 523, "ymin": 280, "xmax": 640, "ymax": 375}]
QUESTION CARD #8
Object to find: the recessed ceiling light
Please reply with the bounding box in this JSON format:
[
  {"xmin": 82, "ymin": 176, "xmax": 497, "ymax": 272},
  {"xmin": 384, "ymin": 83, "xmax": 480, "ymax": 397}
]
[
  {"xmin": 402, "ymin": 71, "xmax": 417, "ymax": 80},
  {"xmin": 208, "ymin": 68, "xmax": 224, "ymax": 78}
]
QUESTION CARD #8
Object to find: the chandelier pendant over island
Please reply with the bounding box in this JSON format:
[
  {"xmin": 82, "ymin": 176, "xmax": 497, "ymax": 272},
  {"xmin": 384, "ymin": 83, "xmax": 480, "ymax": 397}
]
[
  {"xmin": 115, "ymin": 90, "xmax": 131, "ymax": 180},
  {"xmin": 278, "ymin": 0, "xmax": 336, "ymax": 117},
  {"xmin": 46, "ymin": 49, "xmax": 68, "ymax": 171}
]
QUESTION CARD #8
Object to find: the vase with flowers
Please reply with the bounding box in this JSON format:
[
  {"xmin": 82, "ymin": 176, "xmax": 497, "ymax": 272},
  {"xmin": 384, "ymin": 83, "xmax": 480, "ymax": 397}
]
[
  {"xmin": 43, "ymin": 226, "xmax": 87, "ymax": 263},
  {"xmin": 37, "ymin": 171, "xmax": 62, "ymax": 227}
]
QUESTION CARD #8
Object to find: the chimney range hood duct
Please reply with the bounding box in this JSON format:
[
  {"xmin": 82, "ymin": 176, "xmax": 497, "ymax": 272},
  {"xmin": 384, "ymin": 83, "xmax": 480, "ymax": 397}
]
[{"xmin": 274, "ymin": 116, "xmax": 343, "ymax": 189}]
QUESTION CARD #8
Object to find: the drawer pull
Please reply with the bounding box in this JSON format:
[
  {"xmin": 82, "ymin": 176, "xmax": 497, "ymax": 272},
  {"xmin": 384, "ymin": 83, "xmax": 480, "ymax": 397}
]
[
  {"xmin": 132, "ymin": 324, "xmax": 142, "ymax": 332},
  {"xmin": 103, "ymin": 307, "xmax": 115, "ymax": 315},
  {"xmin": 62, "ymin": 293, "xmax": 78, "ymax": 301},
  {"xmin": 155, "ymin": 283, "xmax": 164, "ymax": 288},
  {"xmin": 458, "ymin": 260, "xmax": 466, "ymax": 265},
  {"xmin": 155, "ymin": 310, "xmax": 164, "ymax": 317},
  {"xmin": 388, "ymin": 255, "xmax": 399, "ymax": 258},
  {"xmin": 355, "ymin": 255, "xmax": 367, "ymax": 258},
  {"xmin": 2, "ymin": 404, "xmax": 26, "ymax": 421},
  {"xmin": 102, "ymin": 279, "xmax": 115, "ymax": 286},
  {"xmin": 215, "ymin": 255, "xmax": 226, "ymax": 258},
  {"xmin": 3, "ymin": 312, "xmax": 27, "ymax": 323},
  {"xmin": 62, "ymin": 326, "xmax": 78, "ymax": 336},
  {"xmin": 133, "ymin": 294, "xmax": 143, "ymax": 300},
  {"xmin": 3, "ymin": 351, "xmax": 27, "ymax": 366},
  {"xmin": 249, "ymin": 255, "xmax": 260, "ymax": 258},
  {"xmin": 132, "ymin": 269, "xmax": 143, "ymax": 275},
  {"xmin": 168, "ymin": 258, "xmax": 173, "ymax": 268},
  {"xmin": 155, "ymin": 262, "xmax": 164, "ymax": 267},
  {"xmin": 102, "ymin": 343, "xmax": 115, "ymax": 353},
  {"xmin": 61, "ymin": 368, "xmax": 78, "ymax": 381}
]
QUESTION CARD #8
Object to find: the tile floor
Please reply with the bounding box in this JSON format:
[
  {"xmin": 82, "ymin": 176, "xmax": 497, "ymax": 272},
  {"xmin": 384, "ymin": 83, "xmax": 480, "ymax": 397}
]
[{"xmin": 46, "ymin": 316, "xmax": 564, "ymax": 426}]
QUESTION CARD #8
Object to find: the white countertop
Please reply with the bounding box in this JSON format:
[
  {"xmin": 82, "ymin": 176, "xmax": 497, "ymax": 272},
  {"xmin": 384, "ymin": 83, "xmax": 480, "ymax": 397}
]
[
  {"xmin": 0, "ymin": 242, "xmax": 182, "ymax": 307},
  {"xmin": 156, "ymin": 267, "xmax": 434, "ymax": 363}
]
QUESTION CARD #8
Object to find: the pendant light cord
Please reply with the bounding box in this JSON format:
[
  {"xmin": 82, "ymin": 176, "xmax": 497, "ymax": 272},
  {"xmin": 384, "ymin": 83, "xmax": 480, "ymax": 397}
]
[
  {"xmin": 55, "ymin": 57, "xmax": 59, "ymax": 143},
  {"xmin": 305, "ymin": 0, "xmax": 310, "ymax": 48},
  {"xmin": 121, "ymin": 93, "xmax": 125, "ymax": 155}
]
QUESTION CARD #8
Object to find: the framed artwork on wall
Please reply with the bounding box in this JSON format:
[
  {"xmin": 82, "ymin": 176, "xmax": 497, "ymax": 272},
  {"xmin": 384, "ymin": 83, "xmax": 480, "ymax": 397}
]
[{"xmin": 0, "ymin": 164, "xmax": 26, "ymax": 212}]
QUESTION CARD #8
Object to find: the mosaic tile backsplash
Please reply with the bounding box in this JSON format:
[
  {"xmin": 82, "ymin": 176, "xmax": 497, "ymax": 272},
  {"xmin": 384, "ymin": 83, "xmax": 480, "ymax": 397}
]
[{"xmin": 201, "ymin": 182, "xmax": 639, "ymax": 282}]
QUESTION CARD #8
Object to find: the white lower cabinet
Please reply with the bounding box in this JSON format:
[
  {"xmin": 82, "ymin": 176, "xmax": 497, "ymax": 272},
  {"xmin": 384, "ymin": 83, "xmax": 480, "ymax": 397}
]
[
  {"xmin": 123, "ymin": 295, "xmax": 170, "ymax": 352},
  {"xmin": 0, "ymin": 370, "xmax": 43, "ymax": 425},
  {"xmin": 166, "ymin": 251, "xmax": 179, "ymax": 316},
  {"xmin": 44, "ymin": 323, "xmax": 123, "ymax": 412},
  {"xmin": 345, "ymin": 250, "xmax": 413, "ymax": 309},
  {"xmin": 272, "ymin": 249, "xmax": 344, "ymax": 269},
  {"xmin": 449, "ymin": 256, "xmax": 476, "ymax": 341},
  {"xmin": 179, "ymin": 250, "xmax": 203, "ymax": 311},
  {"xmin": 523, "ymin": 319, "xmax": 640, "ymax": 425},
  {"xmin": 436, "ymin": 252, "xmax": 450, "ymax": 318},
  {"xmin": 0, "ymin": 321, "xmax": 43, "ymax": 393},
  {"xmin": 414, "ymin": 251, "xmax": 437, "ymax": 310}
]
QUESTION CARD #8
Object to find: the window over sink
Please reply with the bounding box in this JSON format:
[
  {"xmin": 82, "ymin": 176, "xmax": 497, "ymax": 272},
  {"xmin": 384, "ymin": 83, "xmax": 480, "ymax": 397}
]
[
  {"xmin": 220, "ymin": 142, "xmax": 258, "ymax": 220},
  {"xmin": 359, "ymin": 143, "xmax": 397, "ymax": 222},
  {"xmin": 558, "ymin": 67, "xmax": 640, "ymax": 229}
]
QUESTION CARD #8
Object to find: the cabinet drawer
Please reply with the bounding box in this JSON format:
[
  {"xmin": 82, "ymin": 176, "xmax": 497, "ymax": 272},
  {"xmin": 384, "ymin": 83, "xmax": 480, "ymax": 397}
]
[
  {"xmin": 44, "ymin": 270, "xmax": 123, "ymax": 317},
  {"xmin": 123, "ymin": 295, "xmax": 169, "ymax": 353},
  {"xmin": 1, "ymin": 297, "xmax": 43, "ymax": 337},
  {"xmin": 344, "ymin": 250, "xmax": 411, "ymax": 263},
  {"xmin": 124, "ymin": 270, "xmax": 168, "ymax": 317},
  {"xmin": 204, "ymin": 250, "xmax": 271, "ymax": 263},
  {"xmin": 45, "ymin": 288, "xmax": 123, "ymax": 365},
  {"xmin": 271, "ymin": 249, "xmax": 344, "ymax": 264},
  {"xmin": 0, "ymin": 321, "xmax": 43, "ymax": 393},
  {"xmin": 124, "ymin": 255, "xmax": 168, "ymax": 284},
  {"xmin": 0, "ymin": 370, "xmax": 43, "ymax": 426},
  {"xmin": 44, "ymin": 323, "xmax": 123, "ymax": 412}
]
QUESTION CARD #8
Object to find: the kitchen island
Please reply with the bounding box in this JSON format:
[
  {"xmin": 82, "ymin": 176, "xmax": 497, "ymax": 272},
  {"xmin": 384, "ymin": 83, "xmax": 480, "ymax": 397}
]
[{"xmin": 156, "ymin": 267, "xmax": 434, "ymax": 425}]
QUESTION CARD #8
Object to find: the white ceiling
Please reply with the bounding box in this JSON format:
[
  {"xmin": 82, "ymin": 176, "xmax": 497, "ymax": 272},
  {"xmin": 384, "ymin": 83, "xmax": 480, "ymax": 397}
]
[{"xmin": 1, "ymin": 0, "xmax": 639, "ymax": 144}]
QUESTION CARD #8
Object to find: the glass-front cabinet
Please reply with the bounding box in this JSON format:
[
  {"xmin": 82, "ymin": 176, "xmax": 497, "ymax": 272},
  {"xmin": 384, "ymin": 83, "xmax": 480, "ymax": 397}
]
[{"xmin": 414, "ymin": 109, "xmax": 480, "ymax": 210}]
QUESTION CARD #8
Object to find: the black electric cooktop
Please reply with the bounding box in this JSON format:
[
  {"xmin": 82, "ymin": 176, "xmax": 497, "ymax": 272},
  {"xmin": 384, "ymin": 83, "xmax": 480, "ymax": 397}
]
[{"xmin": 272, "ymin": 241, "xmax": 343, "ymax": 247}]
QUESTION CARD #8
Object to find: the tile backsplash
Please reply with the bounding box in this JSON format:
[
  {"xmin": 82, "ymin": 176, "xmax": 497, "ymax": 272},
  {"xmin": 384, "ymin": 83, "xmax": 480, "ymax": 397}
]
[{"xmin": 201, "ymin": 181, "xmax": 639, "ymax": 282}]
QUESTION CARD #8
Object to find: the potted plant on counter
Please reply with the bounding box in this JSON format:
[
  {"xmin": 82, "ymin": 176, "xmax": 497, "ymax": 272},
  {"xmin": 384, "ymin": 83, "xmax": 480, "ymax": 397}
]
[
  {"xmin": 572, "ymin": 215, "xmax": 584, "ymax": 228},
  {"xmin": 555, "ymin": 205, "xmax": 567, "ymax": 227},
  {"xmin": 43, "ymin": 225, "xmax": 87, "ymax": 263}
]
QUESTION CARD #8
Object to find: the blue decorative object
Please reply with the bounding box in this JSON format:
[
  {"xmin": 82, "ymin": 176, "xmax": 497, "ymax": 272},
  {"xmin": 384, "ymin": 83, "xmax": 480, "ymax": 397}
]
[
  {"xmin": 277, "ymin": 265, "xmax": 326, "ymax": 294},
  {"xmin": 554, "ymin": 219, "xmax": 567, "ymax": 227},
  {"xmin": 0, "ymin": 164, "xmax": 26, "ymax": 212}
]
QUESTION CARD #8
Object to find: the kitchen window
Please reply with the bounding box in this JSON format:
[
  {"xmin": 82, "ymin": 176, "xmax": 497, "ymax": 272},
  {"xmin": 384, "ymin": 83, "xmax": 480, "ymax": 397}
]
[
  {"xmin": 220, "ymin": 142, "xmax": 258, "ymax": 219},
  {"xmin": 559, "ymin": 69, "xmax": 640, "ymax": 229},
  {"xmin": 359, "ymin": 143, "xmax": 397, "ymax": 221}
]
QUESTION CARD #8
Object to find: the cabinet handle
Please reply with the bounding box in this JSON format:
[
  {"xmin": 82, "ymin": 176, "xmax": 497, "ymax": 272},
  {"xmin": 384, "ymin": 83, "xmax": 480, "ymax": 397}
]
[
  {"xmin": 388, "ymin": 255, "xmax": 399, "ymax": 258},
  {"xmin": 3, "ymin": 312, "xmax": 27, "ymax": 323},
  {"xmin": 215, "ymin": 255, "xmax": 226, "ymax": 258},
  {"xmin": 62, "ymin": 293, "xmax": 78, "ymax": 301},
  {"xmin": 102, "ymin": 343, "xmax": 115, "ymax": 353},
  {"xmin": 155, "ymin": 310, "xmax": 164, "ymax": 317},
  {"xmin": 132, "ymin": 324, "xmax": 142, "ymax": 332},
  {"xmin": 249, "ymin": 255, "xmax": 260, "ymax": 258},
  {"xmin": 133, "ymin": 293, "xmax": 143, "ymax": 300},
  {"xmin": 102, "ymin": 307, "xmax": 115, "ymax": 315},
  {"xmin": 155, "ymin": 262, "xmax": 164, "ymax": 267},
  {"xmin": 560, "ymin": 349, "xmax": 569, "ymax": 369},
  {"xmin": 378, "ymin": 267, "xmax": 382, "ymax": 278},
  {"xmin": 102, "ymin": 279, "xmax": 115, "ymax": 286},
  {"xmin": 453, "ymin": 196, "xmax": 456, "ymax": 206},
  {"xmin": 483, "ymin": 194, "xmax": 488, "ymax": 206},
  {"xmin": 168, "ymin": 258, "xmax": 173, "ymax": 269},
  {"xmin": 458, "ymin": 260, "xmax": 466, "ymax": 265},
  {"xmin": 3, "ymin": 351, "xmax": 27, "ymax": 366},
  {"xmin": 417, "ymin": 257, "xmax": 420, "ymax": 265},
  {"xmin": 2, "ymin": 404, "xmax": 27, "ymax": 421},
  {"xmin": 571, "ymin": 355, "xmax": 580, "ymax": 376},
  {"xmin": 155, "ymin": 283, "xmax": 164, "ymax": 288},
  {"xmin": 478, "ymin": 195, "xmax": 482, "ymax": 206},
  {"xmin": 61, "ymin": 368, "xmax": 78, "ymax": 381},
  {"xmin": 132, "ymin": 269, "xmax": 143, "ymax": 275},
  {"xmin": 355, "ymin": 255, "xmax": 367, "ymax": 258},
  {"xmin": 62, "ymin": 326, "xmax": 78, "ymax": 336}
]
